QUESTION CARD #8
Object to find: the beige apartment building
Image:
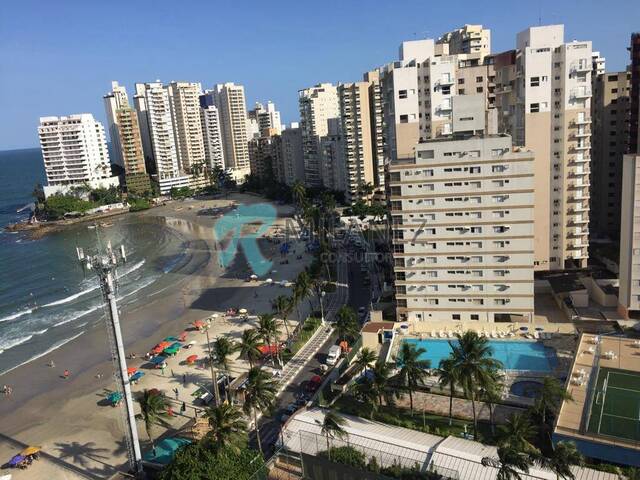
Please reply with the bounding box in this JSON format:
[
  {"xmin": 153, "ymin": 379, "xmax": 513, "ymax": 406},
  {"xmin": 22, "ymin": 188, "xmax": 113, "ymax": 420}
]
[
  {"xmin": 338, "ymin": 81, "xmax": 377, "ymax": 202},
  {"xmin": 618, "ymin": 154, "xmax": 640, "ymax": 318},
  {"xmin": 168, "ymin": 81, "xmax": 206, "ymax": 173},
  {"xmin": 510, "ymin": 25, "xmax": 593, "ymax": 270},
  {"xmin": 212, "ymin": 83, "xmax": 250, "ymax": 175},
  {"xmin": 388, "ymin": 133, "xmax": 534, "ymax": 323},
  {"xmin": 437, "ymin": 24, "xmax": 491, "ymax": 58},
  {"xmin": 299, "ymin": 83, "xmax": 340, "ymax": 187},
  {"xmin": 103, "ymin": 81, "xmax": 130, "ymax": 169},
  {"xmin": 590, "ymin": 71, "xmax": 631, "ymax": 239},
  {"xmin": 273, "ymin": 123, "xmax": 305, "ymax": 186}
]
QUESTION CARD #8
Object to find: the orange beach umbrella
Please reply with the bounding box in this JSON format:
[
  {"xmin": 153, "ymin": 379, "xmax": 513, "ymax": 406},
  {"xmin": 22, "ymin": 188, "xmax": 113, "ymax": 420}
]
[
  {"xmin": 186, "ymin": 355, "xmax": 198, "ymax": 364},
  {"xmin": 193, "ymin": 320, "xmax": 205, "ymax": 329},
  {"xmin": 127, "ymin": 367, "xmax": 137, "ymax": 376}
]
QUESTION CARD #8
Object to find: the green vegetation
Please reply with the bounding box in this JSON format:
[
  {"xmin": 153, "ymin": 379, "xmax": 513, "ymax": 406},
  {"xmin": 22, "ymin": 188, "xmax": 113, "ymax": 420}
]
[
  {"xmin": 319, "ymin": 445, "xmax": 443, "ymax": 480},
  {"xmin": 159, "ymin": 442, "xmax": 266, "ymax": 480},
  {"xmin": 170, "ymin": 186, "xmax": 195, "ymax": 199},
  {"xmin": 136, "ymin": 389, "xmax": 171, "ymax": 451},
  {"xmin": 287, "ymin": 316, "xmax": 322, "ymax": 357},
  {"xmin": 42, "ymin": 194, "xmax": 96, "ymax": 219},
  {"xmin": 128, "ymin": 198, "xmax": 151, "ymax": 212}
]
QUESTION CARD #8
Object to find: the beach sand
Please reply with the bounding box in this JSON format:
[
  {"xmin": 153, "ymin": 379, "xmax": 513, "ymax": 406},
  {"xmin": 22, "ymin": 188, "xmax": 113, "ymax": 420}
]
[{"xmin": 0, "ymin": 193, "xmax": 314, "ymax": 479}]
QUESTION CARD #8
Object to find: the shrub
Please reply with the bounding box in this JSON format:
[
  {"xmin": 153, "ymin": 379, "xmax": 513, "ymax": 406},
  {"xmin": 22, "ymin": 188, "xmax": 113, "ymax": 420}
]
[
  {"xmin": 129, "ymin": 198, "xmax": 151, "ymax": 212},
  {"xmin": 320, "ymin": 446, "xmax": 366, "ymax": 469}
]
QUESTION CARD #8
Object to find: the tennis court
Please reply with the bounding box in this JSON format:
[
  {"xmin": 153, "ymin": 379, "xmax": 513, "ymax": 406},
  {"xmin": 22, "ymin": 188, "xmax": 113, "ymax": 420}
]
[{"xmin": 587, "ymin": 367, "xmax": 640, "ymax": 441}]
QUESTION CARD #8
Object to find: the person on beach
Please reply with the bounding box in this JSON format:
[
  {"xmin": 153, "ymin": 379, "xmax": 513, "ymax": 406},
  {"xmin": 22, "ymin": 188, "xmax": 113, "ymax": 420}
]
[
  {"xmin": 182, "ymin": 374, "xmax": 186, "ymax": 386},
  {"xmin": 63, "ymin": 370, "xmax": 70, "ymax": 379},
  {"xmin": 181, "ymin": 402, "xmax": 186, "ymax": 413},
  {"xmin": 173, "ymin": 387, "xmax": 179, "ymax": 399},
  {"xmin": 161, "ymin": 366, "xmax": 165, "ymax": 376},
  {"xmin": 48, "ymin": 360, "xmax": 55, "ymax": 368}
]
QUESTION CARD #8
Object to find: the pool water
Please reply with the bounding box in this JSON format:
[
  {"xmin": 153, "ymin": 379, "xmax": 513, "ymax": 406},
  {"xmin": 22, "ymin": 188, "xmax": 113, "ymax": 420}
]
[
  {"xmin": 510, "ymin": 380, "xmax": 543, "ymax": 398},
  {"xmin": 401, "ymin": 338, "xmax": 557, "ymax": 372}
]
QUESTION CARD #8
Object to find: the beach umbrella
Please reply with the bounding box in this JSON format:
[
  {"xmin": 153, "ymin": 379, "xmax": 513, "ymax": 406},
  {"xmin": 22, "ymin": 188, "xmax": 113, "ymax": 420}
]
[
  {"xmin": 250, "ymin": 274, "xmax": 258, "ymax": 280},
  {"xmin": 266, "ymin": 278, "xmax": 273, "ymax": 284},
  {"xmin": 239, "ymin": 308, "xmax": 248, "ymax": 314},
  {"xmin": 20, "ymin": 446, "xmax": 41, "ymax": 456},
  {"xmin": 211, "ymin": 314, "xmax": 219, "ymax": 319},
  {"xmin": 164, "ymin": 336, "xmax": 179, "ymax": 342},
  {"xmin": 127, "ymin": 367, "xmax": 137, "ymax": 376},
  {"xmin": 189, "ymin": 340, "xmax": 197, "ymax": 346},
  {"xmin": 158, "ymin": 341, "xmax": 171, "ymax": 348},
  {"xmin": 178, "ymin": 332, "xmax": 188, "ymax": 342},
  {"xmin": 193, "ymin": 320, "xmax": 205, "ymax": 329},
  {"xmin": 8, "ymin": 455, "xmax": 25, "ymax": 467},
  {"xmin": 186, "ymin": 355, "xmax": 198, "ymax": 364}
]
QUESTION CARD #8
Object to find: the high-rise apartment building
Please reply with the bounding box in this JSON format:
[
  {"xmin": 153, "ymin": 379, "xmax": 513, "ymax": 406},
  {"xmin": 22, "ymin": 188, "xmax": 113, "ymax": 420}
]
[
  {"xmin": 299, "ymin": 83, "xmax": 340, "ymax": 187},
  {"xmin": 250, "ymin": 101, "xmax": 282, "ymax": 137},
  {"xmin": 387, "ymin": 133, "xmax": 534, "ymax": 323},
  {"xmin": 618, "ymin": 153, "xmax": 640, "ymax": 318},
  {"xmin": 338, "ymin": 81, "xmax": 376, "ymax": 202},
  {"xmin": 104, "ymin": 82, "xmax": 150, "ymax": 195},
  {"xmin": 496, "ymin": 25, "xmax": 593, "ymax": 270},
  {"xmin": 273, "ymin": 123, "xmax": 305, "ymax": 186},
  {"xmin": 38, "ymin": 114, "xmax": 118, "ymax": 198},
  {"xmin": 103, "ymin": 81, "xmax": 130, "ymax": 169},
  {"xmin": 630, "ymin": 33, "xmax": 640, "ymax": 153},
  {"xmin": 319, "ymin": 118, "xmax": 344, "ymax": 192},
  {"xmin": 248, "ymin": 136, "xmax": 277, "ymax": 181},
  {"xmin": 437, "ymin": 24, "xmax": 491, "ymax": 58},
  {"xmin": 134, "ymin": 82, "xmax": 189, "ymax": 193},
  {"xmin": 167, "ymin": 81, "xmax": 206, "ymax": 173},
  {"xmin": 199, "ymin": 92, "xmax": 225, "ymax": 171},
  {"xmin": 212, "ymin": 83, "xmax": 250, "ymax": 177},
  {"xmin": 590, "ymin": 71, "xmax": 631, "ymax": 238}
]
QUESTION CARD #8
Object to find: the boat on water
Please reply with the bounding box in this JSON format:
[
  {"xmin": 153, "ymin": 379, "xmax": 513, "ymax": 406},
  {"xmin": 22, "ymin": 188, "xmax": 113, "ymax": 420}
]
[
  {"xmin": 100, "ymin": 222, "xmax": 113, "ymax": 228},
  {"xmin": 87, "ymin": 225, "xmax": 96, "ymax": 229}
]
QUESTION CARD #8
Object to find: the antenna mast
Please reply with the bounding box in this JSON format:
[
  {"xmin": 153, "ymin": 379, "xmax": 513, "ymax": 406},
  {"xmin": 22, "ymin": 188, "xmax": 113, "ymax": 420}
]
[{"xmin": 79, "ymin": 243, "xmax": 143, "ymax": 476}]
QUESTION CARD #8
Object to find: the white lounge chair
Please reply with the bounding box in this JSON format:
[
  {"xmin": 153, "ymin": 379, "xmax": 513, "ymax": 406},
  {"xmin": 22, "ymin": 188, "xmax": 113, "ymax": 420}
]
[
  {"xmin": 439, "ymin": 330, "xmax": 446, "ymax": 338},
  {"xmin": 431, "ymin": 330, "xmax": 437, "ymax": 338}
]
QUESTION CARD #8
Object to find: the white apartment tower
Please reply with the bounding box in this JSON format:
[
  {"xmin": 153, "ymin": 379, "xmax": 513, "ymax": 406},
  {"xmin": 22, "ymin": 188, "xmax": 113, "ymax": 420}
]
[
  {"xmin": 134, "ymin": 82, "xmax": 187, "ymax": 193},
  {"xmin": 38, "ymin": 114, "xmax": 118, "ymax": 198},
  {"xmin": 512, "ymin": 25, "xmax": 593, "ymax": 270},
  {"xmin": 199, "ymin": 92, "xmax": 225, "ymax": 171},
  {"xmin": 167, "ymin": 81, "xmax": 206, "ymax": 173},
  {"xmin": 619, "ymin": 154, "xmax": 640, "ymax": 318},
  {"xmin": 212, "ymin": 83, "xmax": 250, "ymax": 175},
  {"xmin": 388, "ymin": 134, "xmax": 535, "ymax": 323},
  {"xmin": 437, "ymin": 25, "xmax": 491, "ymax": 58},
  {"xmin": 103, "ymin": 81, "xmax": 130, "ymax": 169},
  {"xmin": 299, "ymin": 83, "xmax": 340, "ymax": 187}
]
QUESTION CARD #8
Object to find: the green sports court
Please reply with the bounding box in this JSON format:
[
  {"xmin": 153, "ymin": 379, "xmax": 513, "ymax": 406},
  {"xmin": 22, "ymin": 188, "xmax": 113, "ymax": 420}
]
[{"xmin": 587, "ymin": 367, "xmax": 640, "ymax": 442}]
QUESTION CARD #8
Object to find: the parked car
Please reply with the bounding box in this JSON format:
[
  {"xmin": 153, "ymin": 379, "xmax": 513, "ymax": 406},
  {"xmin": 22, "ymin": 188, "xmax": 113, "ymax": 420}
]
[
  {"xmin": 280, "ymin": 403, "xmax": 298, "ymax": 423},
  {"xmin": 325, "ymin": 345, "xmax": 342, "ymax": 366}
]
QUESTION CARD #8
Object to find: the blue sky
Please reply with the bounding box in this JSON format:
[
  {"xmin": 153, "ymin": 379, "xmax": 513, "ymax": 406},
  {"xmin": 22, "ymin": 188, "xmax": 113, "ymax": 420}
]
[{"xmin": 1, "ymin": 0, "xmax": 638, "ymax": 150}]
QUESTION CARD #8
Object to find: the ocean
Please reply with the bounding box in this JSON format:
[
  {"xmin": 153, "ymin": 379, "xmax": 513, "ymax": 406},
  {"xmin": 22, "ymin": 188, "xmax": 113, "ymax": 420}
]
[{"xmin": 0, "ymin": 148, "xmax": 187, "ymax": 375}]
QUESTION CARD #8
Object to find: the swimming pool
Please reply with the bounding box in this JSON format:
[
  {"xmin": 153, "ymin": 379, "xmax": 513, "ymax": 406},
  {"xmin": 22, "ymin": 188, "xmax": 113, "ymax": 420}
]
[{"xmin": 401, "ymin": 338, "xmax": 557, "ymax": 372}]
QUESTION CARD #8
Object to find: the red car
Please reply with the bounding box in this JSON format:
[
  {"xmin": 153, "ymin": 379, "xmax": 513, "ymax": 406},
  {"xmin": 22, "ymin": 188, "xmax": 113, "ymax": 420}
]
[{"xmin": 305, "ymin": 375, "xmax": 323, "ymax": 393}]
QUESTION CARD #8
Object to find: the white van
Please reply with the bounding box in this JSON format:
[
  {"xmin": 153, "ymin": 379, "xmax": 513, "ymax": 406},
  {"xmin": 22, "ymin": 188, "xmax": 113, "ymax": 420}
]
[{"xmin": 326, "ymin": 345, "xmax": 341, "ymax": 366}]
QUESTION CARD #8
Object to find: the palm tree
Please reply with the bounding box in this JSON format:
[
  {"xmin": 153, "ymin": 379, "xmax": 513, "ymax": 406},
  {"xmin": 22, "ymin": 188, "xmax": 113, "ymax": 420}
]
[
  {"xmin": 534, "ymin": 377, "xmax": 573, "ymax": 428},
  {"xmin": 355, "ymin": 347, "xmax": 378, "ymax": 374},
  {"xmin": 318, "ymin": 409, "xmax": 348, "ymax": 458},
  {"xmin": 393, "ymin": 342, "xmax": 430, "ymax": 414},
  {"xmin": 292, "ymin": 181, "xmax": 306, "ymax": 213},
  {"xmin": 214, "ymin": 337, "xmax": 236, "ymax": 402},
  {"xmin": 204, "ymin": 403, "xmax": 247, "ymax": 454},
  {"xmin": 371, "ymin": 362, "xmax": 393, "ymax": 407},
  {"xmin": 294, "ymin": 271, "xmax": 314, "ymax": 313},
  {"xmin": 482, "ymin": 445, "xmax": 534, "ymax": 480},
  {"xmin": 539, "ymin": 441, "xmax": 583, "ymax": 480},
  {"xmin": 238, "ymin": 329, "xmax": 262, "ymax": 368},
  {"xmin": 449, "ymin": 331, "xmax": 503, "ymax": 438},
  {"xmin": 136, "ymin": 389, "xmax": 170, "ymax": 452},
  {"xmin": 480, "ymin": 369, "xmax": 504, "ymax": 437},
  {"xmin": 497, "ymin": 413, "xmax": 539, "ymax": 455},
  {"xmin": 351, "ymin": 378, "xmax": 379, "ymax": 419},
  {"xmin": 257, "ymin": 314, "xmax": 281, "ymax": 366},
  {"xmin": 335, "ymin": 305, "xmax": 359, "ymax": 343},
  {"xmin": 436, "ymin": 358, "xmax": 458, "ymax": 426},
  {"xmin": 243, "ymin": 367, "xmax": 277, "ymax": 456},
  {"xmin": 272, "ymin": 295, "xmax": 293, "ymax": 341}
]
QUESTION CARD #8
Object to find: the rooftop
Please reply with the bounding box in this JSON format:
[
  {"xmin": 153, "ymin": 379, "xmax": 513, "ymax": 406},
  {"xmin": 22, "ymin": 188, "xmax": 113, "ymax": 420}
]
[
  {"xmin": 361, "ymin": 321, "xmax": 396, "ymax": 333},
  {"xmin": 283, "ymin": 408, "xmax": 617, "ymax": 480},
  {"xmin": 554, "ymin": 333, "xmax": 640, "ymax": 453}
]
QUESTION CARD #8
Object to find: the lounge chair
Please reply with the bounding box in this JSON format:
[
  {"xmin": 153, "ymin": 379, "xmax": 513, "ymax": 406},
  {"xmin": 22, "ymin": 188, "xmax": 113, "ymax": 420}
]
[
  {"xmin": 439, "ymin": 330, "xmax": 446, "ymax": 338},
  {"xmin": 431, "ymin": 330, "xmax": 437, "ymax": 338}
]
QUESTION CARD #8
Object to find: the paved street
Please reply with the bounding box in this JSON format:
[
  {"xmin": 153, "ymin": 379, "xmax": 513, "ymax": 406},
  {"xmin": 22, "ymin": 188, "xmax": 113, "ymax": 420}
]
[{"xmin": 251, "ymin": 242, "xmax": 377, "ymax": 456}]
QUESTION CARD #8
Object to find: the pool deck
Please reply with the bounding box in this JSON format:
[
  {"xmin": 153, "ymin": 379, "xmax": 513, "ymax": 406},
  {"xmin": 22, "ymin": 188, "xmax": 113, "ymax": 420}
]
[{"xmin": 554, "ymin": 333, "xmax": 640, "ymax": 452}]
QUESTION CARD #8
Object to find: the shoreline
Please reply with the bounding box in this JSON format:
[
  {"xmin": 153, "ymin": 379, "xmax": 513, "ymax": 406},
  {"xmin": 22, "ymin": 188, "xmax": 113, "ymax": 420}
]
[{"xmin": 0, "ymin": 193, "xmax": 312, "ymax": 479}]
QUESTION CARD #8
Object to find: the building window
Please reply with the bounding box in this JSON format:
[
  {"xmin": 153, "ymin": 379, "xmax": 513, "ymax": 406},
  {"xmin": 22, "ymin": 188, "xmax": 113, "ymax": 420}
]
[
  {"xmin": 476, "ymin": 76, "xmax": 483, "ymax": 82},
  {"xmin": 530, "ymin": 103, "xmax": 540, "ymax": 113},
  {"xmin": 530, "ymin": 77, "xmax": 540, "ymax": 87},
  {"xmin": 398, "ymin": 90, "xmax": 408, "ymax": 99},
  {"xmin": 458, "ymin": 78, "xmax": 465, "ymax": 85},
  {"xmin": 452, "ymin": 314, "xmax": 461, "ymax": 320},
  {"xmin": 471, "ymin": 314, "xmax": 479, "ymax": 320}
]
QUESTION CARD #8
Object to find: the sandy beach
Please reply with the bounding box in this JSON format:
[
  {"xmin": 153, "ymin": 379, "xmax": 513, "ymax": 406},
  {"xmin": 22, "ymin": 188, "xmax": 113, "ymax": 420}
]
[{"xmin": 0, "ymin": 193, "xmax": 314, "ymax": 479}]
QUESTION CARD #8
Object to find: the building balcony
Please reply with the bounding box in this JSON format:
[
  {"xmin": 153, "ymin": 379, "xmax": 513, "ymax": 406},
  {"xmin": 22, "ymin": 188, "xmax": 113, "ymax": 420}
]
[
  {"xmin": 570, "ymin": 118, "xmax": 591, "ymax": 126},
  {"xmin": 570, "ymin": 131, "xmax": 591, "ymax": 140},
  {"xmin": 570, "ymin": 62, "xmax": 591, "ymax": 74},
  {"xmin": 495, "ymin": 85, "xmax": 512, "ymax": 94},
  {"xmin": 570, "ymin": 88, "xmax": 592, "ymax": 100},
  {"xmin": 569, "ymin": 144, "xmax": 590, "ymax": 153},
  {"xmin": 567, "ymin": 203, "xmax": 589, "ymax": 213},
  {"xmin": 568, "ymin": 168, "xmax": 590, "ymax": 178}
]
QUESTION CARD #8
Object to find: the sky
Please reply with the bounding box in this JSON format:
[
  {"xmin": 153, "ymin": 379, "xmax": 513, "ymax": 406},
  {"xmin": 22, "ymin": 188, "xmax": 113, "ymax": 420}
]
[{"xmin": 1, "ymin": 0, "xmax": 638, "ymax": 150}]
